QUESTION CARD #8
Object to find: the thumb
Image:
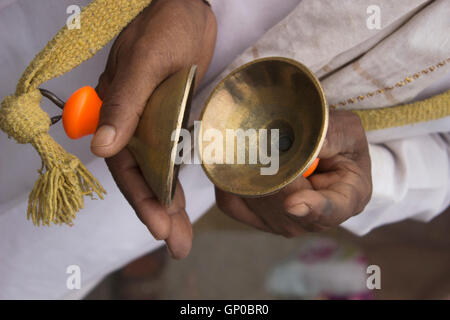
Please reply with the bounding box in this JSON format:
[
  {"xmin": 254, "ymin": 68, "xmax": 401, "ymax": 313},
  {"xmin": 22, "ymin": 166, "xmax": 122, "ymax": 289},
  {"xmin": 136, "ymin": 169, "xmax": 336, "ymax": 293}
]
[{"xmin": 91, "ymin": 54, "xmax": 171, "ymax": 158}]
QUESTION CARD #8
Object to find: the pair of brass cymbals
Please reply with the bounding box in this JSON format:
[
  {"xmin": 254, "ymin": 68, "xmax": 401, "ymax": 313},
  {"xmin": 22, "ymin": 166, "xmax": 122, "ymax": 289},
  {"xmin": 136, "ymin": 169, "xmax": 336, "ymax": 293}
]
[{"xmin": 131, "ymin": 57, "xmax": 328, "ymax": 206}]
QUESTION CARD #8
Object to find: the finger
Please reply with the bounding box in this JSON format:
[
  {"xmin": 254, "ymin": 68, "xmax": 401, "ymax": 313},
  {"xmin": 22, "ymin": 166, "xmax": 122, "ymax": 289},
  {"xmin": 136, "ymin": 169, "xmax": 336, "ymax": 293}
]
[
  {"xmin": 215, "ymin": 188, "xmax": 271, "ymax": 232},
  {"xmin": 310, "ymin": 157, "xmax": 365, "ymax": 186},
  {"xmin": 244, "ymin": 180, "xmax": 311, "ymax": 236},
  {"xmin": 280, "ymin": 175, "xmax": 313, "ymax": 194},
  {"xmin": 105, "ymin": 148, "xmax": 171, "ymax": 240},
  {"xmin": 91, "ymin": 46, "xmax": 172, "ymax": 158},
  {"xmin": 165, "ymin": 208, "xmax": 193, "ymax": 260},
  {"xmin": 286, "ymin": 156, "xmax": 371, "ymax": 228},
  {"xmin": 284, "ymin": 182, "xmax": 362, "ymax": 227}
]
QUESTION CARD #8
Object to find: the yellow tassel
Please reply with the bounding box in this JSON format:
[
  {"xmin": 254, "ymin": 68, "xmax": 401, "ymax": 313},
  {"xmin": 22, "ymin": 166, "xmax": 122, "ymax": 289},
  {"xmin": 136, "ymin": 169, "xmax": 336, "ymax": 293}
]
[
  {"xmin": 0, "ymin": 0, "xmax": 153, "ymax": 226},
  {"xmin": 0, "ymin": 91, "xmax": 106, "ymax": 226},
  {"xmin": 27, "ymin": 153, "xmax": 105, "ymax": 226}
]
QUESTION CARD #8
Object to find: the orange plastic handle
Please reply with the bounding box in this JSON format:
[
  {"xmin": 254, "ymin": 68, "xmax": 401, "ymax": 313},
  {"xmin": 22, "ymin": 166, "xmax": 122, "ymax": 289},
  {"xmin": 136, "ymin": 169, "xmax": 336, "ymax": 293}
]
[
  {"xmin": 303, "ymin": 158, "xmax": 319, "ymax": 178},
  {"xmin": 62, "ymin": 86, "xmax": 102, "ymax": 139}
]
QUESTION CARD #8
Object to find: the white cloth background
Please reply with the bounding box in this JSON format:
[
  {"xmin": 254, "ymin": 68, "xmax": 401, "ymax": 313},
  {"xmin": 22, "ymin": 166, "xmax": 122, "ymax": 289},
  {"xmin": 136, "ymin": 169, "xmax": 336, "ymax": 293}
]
[{"xmin": 0, "ymin": 0, "xmax": 448, "ymax": 298}]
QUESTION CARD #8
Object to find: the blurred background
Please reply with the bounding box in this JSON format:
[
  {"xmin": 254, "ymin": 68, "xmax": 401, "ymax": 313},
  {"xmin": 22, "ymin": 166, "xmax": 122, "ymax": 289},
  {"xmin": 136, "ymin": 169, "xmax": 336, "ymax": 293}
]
[{"xmin": 86, "ymin": 205, "xmax": 450, "ymax": 300}]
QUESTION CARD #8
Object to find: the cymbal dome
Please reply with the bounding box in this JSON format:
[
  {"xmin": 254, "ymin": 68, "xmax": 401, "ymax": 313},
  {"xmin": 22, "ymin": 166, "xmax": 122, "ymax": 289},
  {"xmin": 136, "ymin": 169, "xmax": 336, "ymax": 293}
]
[{"xmin": 200, "ymin": 57, "xmax": 328, "ymax": 197}]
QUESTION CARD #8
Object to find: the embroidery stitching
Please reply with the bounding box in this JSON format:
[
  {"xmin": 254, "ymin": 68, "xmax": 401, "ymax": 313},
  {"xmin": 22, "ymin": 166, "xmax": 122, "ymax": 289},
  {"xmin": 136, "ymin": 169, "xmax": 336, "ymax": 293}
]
[{"xmin": 330, "ymin": 57, "xmax": 450, "ymax": 109}]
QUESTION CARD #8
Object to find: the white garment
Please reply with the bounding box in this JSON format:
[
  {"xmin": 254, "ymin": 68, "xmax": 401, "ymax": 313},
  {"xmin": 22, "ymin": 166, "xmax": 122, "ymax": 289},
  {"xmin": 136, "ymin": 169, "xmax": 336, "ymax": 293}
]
[{"xmin": 0, "ymin": 0, "xmax": 448, "ymax": 299}]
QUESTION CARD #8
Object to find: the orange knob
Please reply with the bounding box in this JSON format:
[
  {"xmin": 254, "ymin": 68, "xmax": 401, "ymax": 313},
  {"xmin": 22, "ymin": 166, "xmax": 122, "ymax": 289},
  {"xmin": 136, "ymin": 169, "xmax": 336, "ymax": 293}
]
[
  {"xmin": 62, "ymin": 86, "xmax": 103, "ymax": 139},
  {"xmin": 303, "ymin": 158, "xmax": 319, "ymax": 178}
]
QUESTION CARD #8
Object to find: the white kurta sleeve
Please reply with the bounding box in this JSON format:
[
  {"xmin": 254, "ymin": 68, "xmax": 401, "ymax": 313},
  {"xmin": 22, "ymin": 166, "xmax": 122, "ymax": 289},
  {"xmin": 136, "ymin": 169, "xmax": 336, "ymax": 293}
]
[
  {"xmin": 342, "ymin": 132, "xmax": 450, "ymax": 235},
  {"xmin": 341, "ymin": 72, "xmax": 450, "ymax": 235}
]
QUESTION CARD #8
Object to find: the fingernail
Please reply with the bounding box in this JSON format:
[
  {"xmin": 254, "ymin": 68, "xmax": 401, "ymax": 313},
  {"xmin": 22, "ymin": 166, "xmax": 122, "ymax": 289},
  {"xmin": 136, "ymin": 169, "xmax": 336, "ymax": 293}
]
[
  {"xmin": 91, "ymin": 125, "xmax": 116, "ymax": 147},
  {"xmin": 287, "ymin": 203, "xmax": 310, "ymax": 217}
]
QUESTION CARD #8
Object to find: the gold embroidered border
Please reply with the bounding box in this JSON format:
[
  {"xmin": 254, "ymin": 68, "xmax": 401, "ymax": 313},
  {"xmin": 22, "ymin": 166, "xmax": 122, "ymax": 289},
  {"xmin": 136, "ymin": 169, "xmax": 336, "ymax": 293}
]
[{"xmin": 330, "ymin": 58, "xmax": 450, "ymax": 109}]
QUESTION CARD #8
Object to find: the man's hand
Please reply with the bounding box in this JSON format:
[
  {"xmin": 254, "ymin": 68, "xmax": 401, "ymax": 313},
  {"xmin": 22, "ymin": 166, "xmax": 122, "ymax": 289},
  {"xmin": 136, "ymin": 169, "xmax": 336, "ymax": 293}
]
[
  {"xmin": 91, "ymin": 0, "xmax": 217, "ymax": 259},
  {"xmin": 216, "ymin": 110, "xmax": 373, "ymax": 237}
]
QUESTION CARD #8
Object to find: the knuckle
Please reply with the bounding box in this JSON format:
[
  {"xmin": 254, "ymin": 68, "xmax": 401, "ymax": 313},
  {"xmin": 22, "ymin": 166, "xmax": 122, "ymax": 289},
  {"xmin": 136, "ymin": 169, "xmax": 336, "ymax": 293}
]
[
  {"xmin": 100, "ymin": 98, "xmax": 123, "ymax": 117},
  {"xmin": 133, "ymin": 39, "xmax": 168, "ymax": 67},
  {"xmin": 133, "ymin": 37, "xmax": 179, "ymax": 76},
  {"xmin": 99, "ymin": 99, "xmax": 121, "ymax": 118},
  {"xmin": 132, "ymin": 37, "xmax": 152, "ymax": 56}
]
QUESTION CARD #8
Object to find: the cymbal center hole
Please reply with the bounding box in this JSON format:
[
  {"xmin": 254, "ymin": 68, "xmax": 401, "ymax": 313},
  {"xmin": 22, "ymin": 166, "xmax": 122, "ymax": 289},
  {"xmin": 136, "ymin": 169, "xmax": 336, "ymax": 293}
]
[
  {"xmin": 266, "ymin": 119, "xmax": 295, "ymax": 154},
  {"xmin": 279, "ymin": 135, "xmax": 293, "ymax": 152}
]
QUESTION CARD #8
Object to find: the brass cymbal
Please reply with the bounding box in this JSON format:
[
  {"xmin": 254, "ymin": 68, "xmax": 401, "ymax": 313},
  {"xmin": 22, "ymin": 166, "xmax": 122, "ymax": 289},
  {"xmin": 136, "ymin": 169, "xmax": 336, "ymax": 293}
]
[
  {"xmin": 128, "ymin": 66, "xmax": 197, "ymax": 207},
  {"xmin": 199, "ymin": 57, "xmax": 328, "ymax": 197}
]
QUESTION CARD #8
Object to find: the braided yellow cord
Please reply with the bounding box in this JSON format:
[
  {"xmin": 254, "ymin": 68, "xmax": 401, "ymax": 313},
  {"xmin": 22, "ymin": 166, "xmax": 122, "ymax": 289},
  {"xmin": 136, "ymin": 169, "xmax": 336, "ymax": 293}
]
[
  {"xmin": 16, "ymin": 0, "xmax": 153, "ymax": 95},
  {"xmin": 0, "ymin": 0, "xmax": 153, "ymax": 226},
  {"xmin": 353, "ymin": 90, "xmax": 450, "ymax": 131}
]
